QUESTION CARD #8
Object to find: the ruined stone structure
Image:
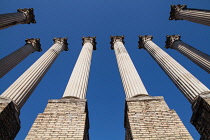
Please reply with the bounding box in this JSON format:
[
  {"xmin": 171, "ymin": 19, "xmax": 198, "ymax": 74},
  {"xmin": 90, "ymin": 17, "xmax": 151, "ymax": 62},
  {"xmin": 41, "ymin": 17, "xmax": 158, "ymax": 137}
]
[
  {"xmin": 0, "ymin": 38, "xmax": 68, "ymax": 140},
  {"xmin": 26, "ymin": 37, "xmax": 96, "ymax": 140},
  {"xmin": 139, "ymin": 35, "xmax": 210, "ymax": 139},
  {"xmin": 1, "ymin": 3, "xmax": 210, "ymax": 140},
  {"xmin": 0, "ymin": 38, "xmax": 42, "ymax": 78},
  {"xmin": 110, "ymin": 36, "xmax": 192, "ymax": 139},
  {"xmin": 0, "ymin": 8, "xmax": 36, "ymax": 30},
  {"xmin": 165, "ymin": 35, "xmax": 210, "ymax": 74},
  {"xmin": 169, "ymin": 4, "xmax": 210, "ymax": 26}
]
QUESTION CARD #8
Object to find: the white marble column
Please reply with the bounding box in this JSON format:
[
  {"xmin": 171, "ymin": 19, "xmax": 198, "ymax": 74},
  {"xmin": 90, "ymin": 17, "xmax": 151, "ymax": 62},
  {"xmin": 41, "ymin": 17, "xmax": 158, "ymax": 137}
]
[
  {"xmin": 0, "ymin": 8, "xmax": 36, "ymax": 30},
  {"xmin": 169, "ymin": 4, "xmax": 210, "ymax": 26},
  {"xmin": 0, "ymin": 37, "xmax": 68, "ymax": 109},
  {"xmin": 165, "ymin": 35, "xmax": 210, "ymax": 74},
  {"xmin": 110, "ymin": 36, "xmax": 148, "ymax": 98},
  {"xmin": 0, "ymin": 38, "xmax": 42, "ymax": 78},
  {"xmin": 62, "ymin": 37, "xmax": 96, "ymax": 99},
  {"xmin": 139, "ymin": 35, "xmax": 209, "ymax": 103}
]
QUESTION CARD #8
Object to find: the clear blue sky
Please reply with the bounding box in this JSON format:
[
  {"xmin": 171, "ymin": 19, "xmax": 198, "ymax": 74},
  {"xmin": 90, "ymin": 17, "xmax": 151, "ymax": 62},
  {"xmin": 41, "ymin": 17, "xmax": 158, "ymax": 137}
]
[{"xmin": 0, "ymin": 1, "xmax": 209, "ymax": 139}]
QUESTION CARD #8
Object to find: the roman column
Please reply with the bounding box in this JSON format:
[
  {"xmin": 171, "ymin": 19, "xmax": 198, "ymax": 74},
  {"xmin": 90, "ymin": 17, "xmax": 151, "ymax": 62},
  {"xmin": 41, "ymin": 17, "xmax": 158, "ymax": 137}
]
[
  {"xmin": 26, "ymin": 37, "xmax": 96, "ymax": 140},
  {"xmin": 62, "ymin": 36, "xmax": 96, "ymax": 99},
  {"xmin": 165, "ymin": 35, "xmax": 210, "ymax": 74},
  {"xmin": 110, "ymin": 36, "xmax": 192, "ymax": 139},
  {"xmin": 139, "ymin": 35, "xmax": 210, "ymax": 139},
  {"xmin": 110, "ymin": 35, "xmax": 148, "ymax": 98},
  {"xmin": 169, "ymin": 4, "xmax": 210, "ymax": 26},
  {"xmin": 0, "ymin": 38, "xmax": 42, "ymax": 78},
  {"xmin": 0, "ymin": 8, "xmax": 36, "ymax": 30},
  {"xmin": 0, "ymin": 37, "xmax": 68, "ymax": 140}
]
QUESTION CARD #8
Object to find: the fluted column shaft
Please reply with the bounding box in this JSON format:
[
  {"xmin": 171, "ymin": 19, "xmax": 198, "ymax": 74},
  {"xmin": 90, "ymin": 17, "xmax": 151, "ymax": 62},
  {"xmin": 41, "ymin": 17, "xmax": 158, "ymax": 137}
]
[
  {"xmin": 1, "ymin": 38, "xmax": 68, "ymax": 109},
  {"xmin": 169, "ymin": 5, "xmax": 210, "ymax": 26},
  {"xmin": 139, "ymin": 36, "xmax": 209, "ymax": 103},
  {"xmin": 63, "ymin": 37, "xmax": 96, "ymax": 99},
  {"xmin": 165, "ymin": 35, "xmax": 210, "ymax": 74},
  {"xmin": 111, "ymin": 36, "xmax": 148, "ymax": 98},
  {"xmin": 0, "ymin": 8, "xmax": 36, "ymax": 30},
  {"xmin": 0, "ymin": 38, "xmax": 41, "ymax": 78}
]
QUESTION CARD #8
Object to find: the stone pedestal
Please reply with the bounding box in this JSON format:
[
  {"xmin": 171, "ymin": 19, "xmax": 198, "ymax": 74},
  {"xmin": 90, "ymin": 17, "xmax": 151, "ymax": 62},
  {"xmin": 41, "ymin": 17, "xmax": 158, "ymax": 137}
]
[
  {"xmin": 25, "ymin": 98, "xmax": 89, "ymax": 140},
  {"xmin": 125, "ymin": 96, "xmax": 193, "ymax": 139},
  {"xmin": 191, "ymin": 92, "xmax": 210, "ymax": 139},
  {"xmin": 0, "ymin": 97, "xmax": 20, "ymax": 140}
]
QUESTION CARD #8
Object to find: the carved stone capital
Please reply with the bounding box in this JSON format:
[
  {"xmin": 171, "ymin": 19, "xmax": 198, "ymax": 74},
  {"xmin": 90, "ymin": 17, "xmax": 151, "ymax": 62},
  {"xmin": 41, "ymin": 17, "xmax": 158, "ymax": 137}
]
[
  {"xmin": 165, "ymin": 35, "xmax": 181, "ymax": 49},
  {"xmin": 138, "ymin": 35, "xmax": 153, "ymax": 49},
  {"xmin": 169, "ymin": 4, "xmax": 187, "ymax": 20},
  {"xmin": 110, "ymin": 35, "xmax": 125, "ymax": 50},
  {"xmin": 25, "ymin": 38, "xmax": 42, "ymax": 52},
  {"xmin": 53, "ymin": 37, "xmax": 69, "ymax": 51},
  {"xmin": 82, "ymin": 36, "xmax": 97, "ymax": 50},
  {"xmin": 17, "ymin": 8, "xmax": 36, "ymax": 24}
]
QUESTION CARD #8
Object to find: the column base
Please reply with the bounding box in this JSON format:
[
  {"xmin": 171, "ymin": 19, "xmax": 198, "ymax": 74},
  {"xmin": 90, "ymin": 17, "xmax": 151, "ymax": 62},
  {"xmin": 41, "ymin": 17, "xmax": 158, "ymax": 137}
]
[
  {"xmin": 191, "ymin": 93, "xmax": 210, "ymax": 140},
  {"xmin": 125, "ymin": 95, "xmax": 192, "ymax": 140},
  {"xmin": 25, "ymin": 98, "xmax": 89, "ymax": 140},
  {"xmin": 0, "ymin": 97, "xmax": 20, "ymax": 140}
]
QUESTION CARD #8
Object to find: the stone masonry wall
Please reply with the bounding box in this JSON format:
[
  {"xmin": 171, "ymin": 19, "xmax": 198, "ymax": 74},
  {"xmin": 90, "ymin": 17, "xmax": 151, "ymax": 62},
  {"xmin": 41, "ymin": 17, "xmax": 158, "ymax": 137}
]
[
  {"xmin": 191, "ymin": 93, "xmax": 210, "ymax": 140},
  {"xmin": 0, "ymin": 97, "xmax": 20, "ymax": 140},
  {"xmin": 125, "ymin": 96, "xmax": 193, "ymax": 140},
  {"xmin": 25, "ymin": 98, "xmax": 89, "ymax": 140}
]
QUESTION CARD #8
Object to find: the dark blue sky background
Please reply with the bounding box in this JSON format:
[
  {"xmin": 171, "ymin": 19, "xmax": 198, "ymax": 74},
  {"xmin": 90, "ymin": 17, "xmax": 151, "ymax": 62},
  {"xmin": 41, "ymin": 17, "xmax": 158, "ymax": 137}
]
[{"xmin": 1, "ymin": 1, "xmax": 210, "ymax": 139}]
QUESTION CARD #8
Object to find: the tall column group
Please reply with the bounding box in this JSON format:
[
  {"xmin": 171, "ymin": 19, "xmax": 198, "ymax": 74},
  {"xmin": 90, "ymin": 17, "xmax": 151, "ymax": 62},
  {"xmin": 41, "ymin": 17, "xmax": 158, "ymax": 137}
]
[
  {"xmin": 0, "ymin": 38, "xmax": 68, "ymax": 139},
  {"xmin": 111, "ymin": 36, "xmax": 192, "ymax": 139},
  {"xmin": 1, "ymin": 3, "xmax": 210, "ymax": 139},
  {"xmin": 1, "ymin": 37, "xmax": 68, "ymax": 109},
  {"xmin": 139, "ymin": 35, "xmax": 210, "ymax": 139},
  {"xmin": 26, "ymin": 37, "xmax": 96, "ymax": 140}
]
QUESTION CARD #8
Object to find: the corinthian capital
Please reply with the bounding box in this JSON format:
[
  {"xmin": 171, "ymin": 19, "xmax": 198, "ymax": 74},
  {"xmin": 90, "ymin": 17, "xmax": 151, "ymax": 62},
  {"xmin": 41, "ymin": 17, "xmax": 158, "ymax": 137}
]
[
  {"xmin": 17, "ymin": 8, "xmax": 36, "ymax": 24},
  {"xmin": 25, "ymin": 38, "xmax": 42, "ymax": 52},
  {"xmin": 138, "ymin": 35, "xmax": 153, "ymax": 49},
  {"xmin": 53, "ymin": 37, "xmax": 69, "ymax": 51},
  {"xmin": 165, "ymin": 35, "xmax": 181, "ymax": 49},
  {"xmin": 169, "ymin": 4, "xmax": 187, "ymax": 20},
  {"xmin": 82, "ymin": 36, "xmax": 97, "ymax": 50},
  {"xmin": 110, "ymin": 35, "xmax": 125, "ymax": 49}
]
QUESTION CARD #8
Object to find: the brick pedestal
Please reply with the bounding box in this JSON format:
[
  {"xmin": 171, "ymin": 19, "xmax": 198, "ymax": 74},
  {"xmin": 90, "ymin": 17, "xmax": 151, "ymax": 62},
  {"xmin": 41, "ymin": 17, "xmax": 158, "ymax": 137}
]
[
  {"xmin": 125, "ymin": 96, "xmax": 192, "ymax": 139},
  {"xmin": 191, "ymin": 93, "xmax": 210, "ymax": 140},
  {"xmin": 0, "ymin": 97, "xmax": 20, "ymax": 140},
  {"xmin": 25, "ymin": 98, "xmax": 89, "ymax": 140}
]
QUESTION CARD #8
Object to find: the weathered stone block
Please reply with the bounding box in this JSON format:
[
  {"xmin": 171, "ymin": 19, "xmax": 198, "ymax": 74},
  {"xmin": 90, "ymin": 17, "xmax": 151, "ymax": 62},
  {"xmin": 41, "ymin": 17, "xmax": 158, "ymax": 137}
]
[
  {"xmin": 25, "ymin": 98, "xmax": 89, "ymax": 140},
  {"xmin": 125, "ymin": 95, "xmax": 192, "ymax": 140},
  {"xmin": 0, "ymin": 97, "xmax": 20, "ymax": 140},
  {"xmin": 191, "ymin": 93, "xmax": 210, "ymax": 140}
]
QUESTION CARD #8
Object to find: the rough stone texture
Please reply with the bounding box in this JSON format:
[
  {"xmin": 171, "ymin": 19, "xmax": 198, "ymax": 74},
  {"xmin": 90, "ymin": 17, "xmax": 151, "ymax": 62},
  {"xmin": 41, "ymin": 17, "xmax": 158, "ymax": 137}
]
[
  {"xmin": 0, "ymin": 97, "xmax": 20, "ymax": 140},
  {"xmin": 125, "ymin": 96, "xmax": 193, "ymax": 140},
  {"xmin": 25, "ymin": 98, "xmax": 89, "ymax": 140},
  {"xmin": 191, "ymin": 92, "xmax": 210, "ymax": 140}
]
